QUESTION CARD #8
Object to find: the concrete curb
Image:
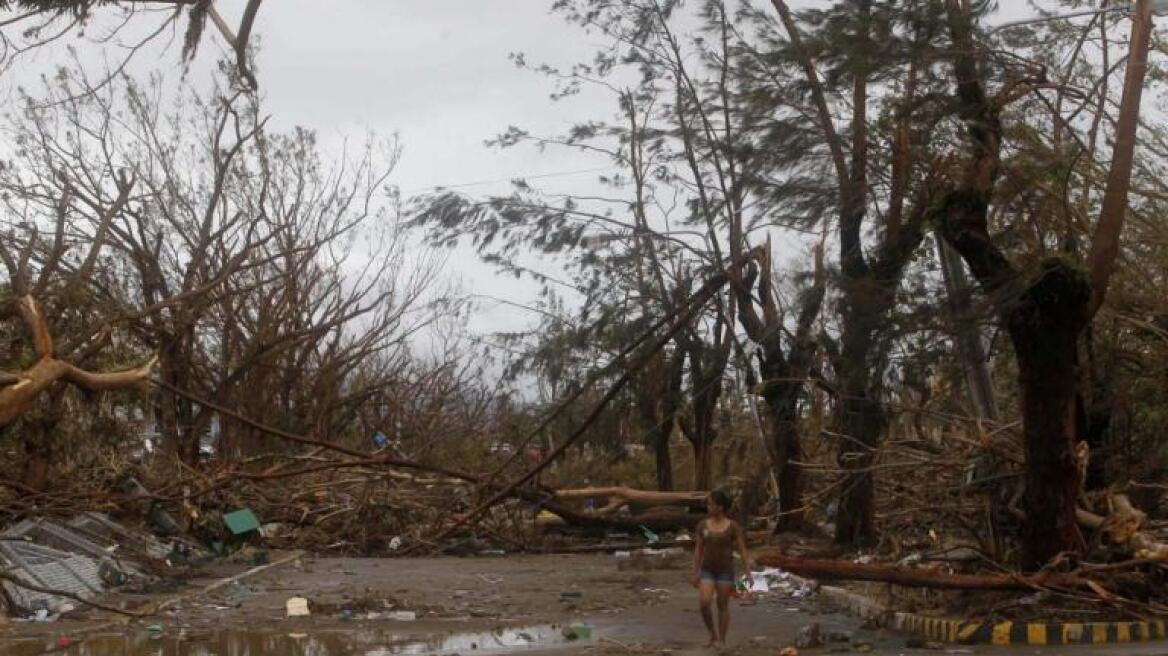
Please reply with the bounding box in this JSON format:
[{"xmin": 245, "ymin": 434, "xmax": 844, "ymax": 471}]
[{"xmin": 792, "ymin": 576, "xmax": 1168, "ymax": 645}]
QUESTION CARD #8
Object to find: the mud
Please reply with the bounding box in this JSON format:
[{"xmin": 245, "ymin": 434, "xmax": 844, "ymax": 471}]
[{"xmin": 3, "ymin": 552, "xmax": 1165, "ymax": 655}]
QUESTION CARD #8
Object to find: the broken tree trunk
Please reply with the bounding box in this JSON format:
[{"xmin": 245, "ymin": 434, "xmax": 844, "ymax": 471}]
[
  {"xmin": 1078, "ymin": 494, "xmax": 1168, "ymax": 561},
  {"xmin": 755, "ymin": 552, "xmax": 1094, "ymax": 591},
  {"xmin": 551, "ymin": 486, "xmax": 707, "ymax": 513},
  {"xmin": 0, "ymin": 296, "xmax": 157, "ymax": 427}
]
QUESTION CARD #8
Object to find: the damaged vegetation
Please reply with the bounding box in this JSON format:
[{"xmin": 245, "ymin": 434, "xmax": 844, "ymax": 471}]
[{"xmin": 4, "ymin": 0, "xmax": 1168, "ymax": 645}]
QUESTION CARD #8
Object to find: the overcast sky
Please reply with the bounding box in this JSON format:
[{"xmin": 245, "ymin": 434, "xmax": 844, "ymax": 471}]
[{"xmin": 0, "ymin": 0, "xmax": 1054, "ymax": 346}]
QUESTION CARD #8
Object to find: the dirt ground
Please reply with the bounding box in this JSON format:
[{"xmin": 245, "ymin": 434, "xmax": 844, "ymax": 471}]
[{"xmin": 3, "ymin": 552, "xmax": 1168, "ymax": 656}]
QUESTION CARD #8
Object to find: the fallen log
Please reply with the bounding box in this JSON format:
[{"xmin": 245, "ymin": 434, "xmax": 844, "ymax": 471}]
[
  {"xmin": 754, "ymin": 551, "xmax": 1093, "ymax": 591},
  {"xmin": 528, "ymin": 501, "xmax": 700, "ymax": 533},
  {"xmin": 1078, "ymin": 494, "xmax": 1168, "ymax": 561},
  {"xmin": 551, "ymin": 486, "xmax": 707, "ymax": 515}
]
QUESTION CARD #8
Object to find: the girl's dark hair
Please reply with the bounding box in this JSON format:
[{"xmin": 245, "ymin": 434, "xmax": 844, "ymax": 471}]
[{"xmin": 708, "ymin": 489, "xmax": 733, "ymax": 510}]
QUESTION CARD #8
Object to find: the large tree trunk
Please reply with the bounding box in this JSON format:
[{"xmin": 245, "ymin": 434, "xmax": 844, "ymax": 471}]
[
  {"xmin": 1007, "ymin": 260, "xmax": 1090, "ymax": 570},
  {"xmin": 652, "ymin": 423, "xmax": 674, "ymax": 491},
  {"xmin": 765, "ymin": 387, "xmax": 805, "ymax": 532},
  {"xmin": 834, "ymin": 283, "xmax": 890, "ymax": 547},
  {"xmin": 692, "ymin": 437, "xmax": 714, "ymax": 491},
  {"xmin": 21, "ymin": 413, "xmax": 58, "ymax": 491},
  {"xmin": 736, "ymin": 243, "xmax": 826, "ymax": 534},
  {"xmin": 636, "ymin": 349, "xmax": 684, "ymax": 492}
]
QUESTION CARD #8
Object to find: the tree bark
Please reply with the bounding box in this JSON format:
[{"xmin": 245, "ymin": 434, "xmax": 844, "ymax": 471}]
[
  {"xmin": 833, "ymin": 279, "xmax": 891, "ymax": 547},
  {"xmin": 1006, "ymin": 261, "xmax": 1090, "ymax": 569},
  {"xmin": 768, "ymin": 392, "xmax": 805, "ymax": 532}
]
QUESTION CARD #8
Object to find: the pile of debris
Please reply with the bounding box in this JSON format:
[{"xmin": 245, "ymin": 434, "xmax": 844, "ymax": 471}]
[{"xmin": 0, "ymin": 513, "xmax": 179, "ymax": 619}]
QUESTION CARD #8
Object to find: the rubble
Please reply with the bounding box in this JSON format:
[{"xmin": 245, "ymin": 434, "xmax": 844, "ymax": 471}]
[
  {"xmin": 0, "ymin": 513, "xmax": 171, "ymax": 617},
  {"xmin": 0, "ymin": 539, "xmax": 103, "ymax": 615}
]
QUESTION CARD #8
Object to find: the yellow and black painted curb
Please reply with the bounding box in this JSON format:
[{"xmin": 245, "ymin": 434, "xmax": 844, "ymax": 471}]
[
  {"xmin": 895, "ymin": 613, "xmax": 1168, "ymax": 646},
  {"xmin": 809, "ymin": 581, "xmax": 1168, "ymax": 646}
]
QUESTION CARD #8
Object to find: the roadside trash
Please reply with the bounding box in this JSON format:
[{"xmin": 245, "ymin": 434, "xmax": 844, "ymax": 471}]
[
  {"xmin": 340, "ymin": 608, "xmax": 353, "ymax": 621},
  {"xmin": 638, "ymin": 547, "xmax": 683, "ymax": 557},
  {"xmin": 779, "ymin": 647, "xmax": 798, "ymax": 656},
  {"xmin": 479, "ymin": 549, "xmax": 505, "ymax": 556},
  {"xmin": 223, "ymin": 508, "xmax": 262, "ymax": 538},
  {"xmin": 285, "ymin": 597, "xmax": 310, "ymax": 617},
  {"xmin": 640, "ymin": 525, "xmax": 659, "ymax": 544},
  {"xmin": 372, "ymin": 431, "xmax": 389, "ymax": 449},
  {"xmin": 613, "ymin": 551, "xmax": 632, "ymax": 559},
  {"xmin": 749, "ymin": 577, "xmax": 769, "ymax": 593},
  {"xmin": 31, "ymin": 609, "xmax": 51, "ymax": 622},
  {"xmin": 388, "ymin": 536, "xmax": 403, "ymax": 551},
  {"xmin": 562, "ymin": 623, "xmax": 593, "ymax": 640},
  {"xmin": 260, "ymin": 523, "xmax": 283, "ymax": 539},
  {"xmin": 795, "ymin": 622, "xmax": 822, "ymax": 648},
  {"xmin": 675, "ymin": 531, "xmax": 692, "ymax": 542},
  {"xmin": 56, "ymin": 635, "xmax": 71, "ymax": 648},
  {"xmin": 98, "ymin": 562, "xmax": 128, "ymax": 586},
  {"xmin": 387, "ymin": 611, "xmax": 416, "ymax": 621},
  {"xmin": 146, "ymin": 624, "xmax": 165, "ymax": 638}
]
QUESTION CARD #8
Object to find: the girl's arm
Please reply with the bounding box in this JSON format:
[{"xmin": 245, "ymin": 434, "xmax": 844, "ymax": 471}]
[{"xmin": 736, "ymin": 522, "xmax": 752, "ymax": 583}]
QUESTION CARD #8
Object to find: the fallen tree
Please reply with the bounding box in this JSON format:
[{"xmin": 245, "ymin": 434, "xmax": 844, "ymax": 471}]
[
  {"xmin": 552, "ymin": 486, "xmax": 707, "ymax": 515},
  {"xmin": 1078, "ymin": 494, "xmax": 1168, "ymax": 561},
  {"xmin": 754, "ymin": 551, "xmax": 1095, "ymax": 591}
]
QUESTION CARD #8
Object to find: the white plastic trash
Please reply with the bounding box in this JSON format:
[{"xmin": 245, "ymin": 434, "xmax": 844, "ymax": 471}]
[
  {"xmin": 388, "ymin": 611, "xmax": 416, "ymax": 621},
  {"xmin": 285, "ymin": 597, "xmax": 310, "ymax": 617}
]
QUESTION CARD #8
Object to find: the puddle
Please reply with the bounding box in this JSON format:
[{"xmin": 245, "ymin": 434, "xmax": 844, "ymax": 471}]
[{"xmin": 0, "ymin": 624, "xmax": 579, "ymax": 655}]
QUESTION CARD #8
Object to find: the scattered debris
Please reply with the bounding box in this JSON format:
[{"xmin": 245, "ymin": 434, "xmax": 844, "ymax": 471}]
[
  {"xmin": 223, "ymin": 508, "xmax": 262, "ymax": 540},
  {"xmin": 1, "ymin": 539, "xmax": 104, "ymax": 615},
  {"xmin": 562, "ymin": 622, "xmax": 593, "ymax": 640},
  {"xmin": 795, "ymin": 622, "xmax": 822, "ymax": 648},
  {"xmin": 285, "ymin": 596, "xmax": 310, "ymax": 617}
]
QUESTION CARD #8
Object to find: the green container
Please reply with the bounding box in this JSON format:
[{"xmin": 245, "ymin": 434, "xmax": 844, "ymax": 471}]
[
  {"xmin": 565, "ymin": 623, "xmax": 592, "ymax": 640},
  {"xmin": 223, "ymin": 508, "xmax": 261, "ymax": 536}
]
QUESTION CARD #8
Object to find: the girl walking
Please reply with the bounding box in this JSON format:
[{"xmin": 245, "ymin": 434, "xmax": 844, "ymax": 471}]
[{"xmin": 690, "ymin": 489, "xmax": 752, "ymax": 648}]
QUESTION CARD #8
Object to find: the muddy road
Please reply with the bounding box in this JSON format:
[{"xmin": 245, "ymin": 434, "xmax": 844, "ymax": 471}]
[{"xmin": 2, "ymin": 552, "xmax": 1167, "ymax": 655}]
